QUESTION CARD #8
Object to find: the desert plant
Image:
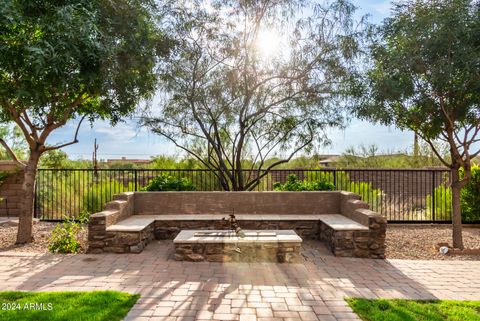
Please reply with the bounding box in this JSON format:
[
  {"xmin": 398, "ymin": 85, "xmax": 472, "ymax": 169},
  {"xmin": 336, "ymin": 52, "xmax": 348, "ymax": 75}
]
[
  {"xmin": 48, "ymin": 218, "xmax": 83, "ymax": 254},
  {"xmin": 83, "ymin": 179, "xmax": 134, "ymax": 213},
  {"xmin": 345, "ymin": 181, "xmax": 383, "ymax": 210},
  {"xmin": 76, "ymin": 209, "xmax": 90, "ymax": 224},
  {"xmin": 142, "ymin": 174, "xmax": 196, "ymax": 191},
  {"xmin": 426, "ymin": 184, "xmax": 453, "ymax": 221},
  {"xmin": 306, "ymin": 170, "xmax": 384, "ymax": 210},
  {"xmin": 461, "ymin": 166, "xmax": 480, "ymax": 222},
  {"xmin": 273, "ymin": 174, "xmax": 335, "ymax": 191}
]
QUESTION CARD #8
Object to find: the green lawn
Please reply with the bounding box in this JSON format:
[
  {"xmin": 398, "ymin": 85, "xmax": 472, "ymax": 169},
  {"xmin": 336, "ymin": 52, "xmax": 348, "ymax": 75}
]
[
  {"xmin": 346, "ymin": 298, "xmax": 480, "ymax": 321},
  {"xmin": 0, "ymin": 291, "xmax": 139, "ymax": 321}
]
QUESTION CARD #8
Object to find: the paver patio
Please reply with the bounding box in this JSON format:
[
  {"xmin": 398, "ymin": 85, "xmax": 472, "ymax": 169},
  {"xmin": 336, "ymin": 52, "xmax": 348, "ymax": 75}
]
[{"xmin": 1, "ymin": 240, "xmax": 479, "ymax": 321}]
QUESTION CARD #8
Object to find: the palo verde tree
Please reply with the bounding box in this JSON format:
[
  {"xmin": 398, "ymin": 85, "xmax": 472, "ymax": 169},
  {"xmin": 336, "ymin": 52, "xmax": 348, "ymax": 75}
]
[
  {"xmin": 144, "ymin": 0, "xmax": 363, "ymax": 191},
  {"xmin": 354, "ymin": 0, "xmax": 480, "ymax": 248},
  {"xmin": 0, "ymin": 0, "xmax": 171, "ymax": 243}
]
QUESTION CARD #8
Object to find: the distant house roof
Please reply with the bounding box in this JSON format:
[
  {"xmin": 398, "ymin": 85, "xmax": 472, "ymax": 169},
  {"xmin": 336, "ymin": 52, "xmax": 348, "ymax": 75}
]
[
  {"xmin": 318, "ymin": 155, "xmax": 341, "ymax": 166},
  {"xmin": 106, "ymin": 157, "xmax": 151, "ymax": 164}
]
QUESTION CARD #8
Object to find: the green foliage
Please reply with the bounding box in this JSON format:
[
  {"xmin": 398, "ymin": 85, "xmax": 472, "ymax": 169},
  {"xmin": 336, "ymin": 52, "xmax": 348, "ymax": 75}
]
[
  {"xmin": 0, "ymin": 0, "xmax": 171, "ymax": 124},
  {"xmin": 39, "ymin": 150, "xmax": 70, "ymax": 169},
  {"xmin": 0, "ymin": 171, "xmax": 9, "ymax": 185},
  {"xmin": 354, "ymin": 0, "xmax": 480, "ymax": 139},
  {"xmin": 0, "ymin": 171, "xmax": 10, "ymax": 203},
  {"xmin": 149, "ymin": 155, "xmax": 206, "ymax": 170},
  {"xmin": 142, "ymin": 174, "xmax": 196, "ymax": 192},
  {"xmin": 83, "ymin": 179, "xmax": 134, "ymax": 213},
  {"xmin": 0, "ymin": 291, "xmax": 139, "ymax": 321},
  {"xmin": 48, "ymin": 217, "xmax": 83, "ymax": 254},
  {"xmin": 47, "ymin": 209, "xmax": 89, "ymax": 254},
  {"xmin": 425, "ymin": 167, "xmax": 480, "ymax": 222},
  {"xmin": 335, "ymin": 144, "xmax": 448, "ymax": 169},
  {"xmin": 76, "ymin": 209, "xmax": 91, "ymax": 224},
  {"xmin": 346, "ymin": 298, "xmax": 480, "ymax": 321},
  {"xmin": 461, "ymin": 166, "xmax": 480, "ymax": 222},
  {"xmin": 346, "ymin": 181, "xmax": 383, "ymax": 208},
  {"xmin": 308, "ymin": 170, "xmax": 384, "ymax": 210},
  {"xmin": 426, "ymin": 184, "xmax": 453, "ymax": 221},
  {"xmin": 0, "ymin": 125, "xmax": 27, "ymax": 161},
  {"xmin": 273, "ymin": 174, "xmax": 335, "ymax": 191}
]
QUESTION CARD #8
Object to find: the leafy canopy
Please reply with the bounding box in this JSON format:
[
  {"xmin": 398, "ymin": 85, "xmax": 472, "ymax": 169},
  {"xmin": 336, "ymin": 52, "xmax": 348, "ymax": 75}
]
[
  {"xmin": 0, "ymin": 0, "xmax": 170, "ymax": 136},
  {"xmin": 354, "ymin": 0, "xmax": 480, "ymax": 166}
]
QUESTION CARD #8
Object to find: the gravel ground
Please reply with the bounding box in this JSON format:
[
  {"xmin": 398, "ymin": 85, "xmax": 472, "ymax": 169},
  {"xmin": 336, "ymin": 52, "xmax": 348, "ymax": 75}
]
[
  {"xmin": 386, "ymin": 225, "xmax": 480, "ymax": 260},
  {"xmin": 1, "ymin": 222, "xmax": 480, "ymax": 260},
  {"xmin": 0, "ymin": 221, "xmax": 87, "ymax": 253}
]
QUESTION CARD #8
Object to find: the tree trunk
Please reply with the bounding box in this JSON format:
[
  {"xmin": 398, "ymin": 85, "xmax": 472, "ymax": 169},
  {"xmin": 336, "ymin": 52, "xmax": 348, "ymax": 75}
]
[
  {"xmin": 16, "ymin": 151, "xmax": 40, "ymax": 244},
  {"xmin": 450, "ymin": 168, "xmax": 464, "ymax": 249}
]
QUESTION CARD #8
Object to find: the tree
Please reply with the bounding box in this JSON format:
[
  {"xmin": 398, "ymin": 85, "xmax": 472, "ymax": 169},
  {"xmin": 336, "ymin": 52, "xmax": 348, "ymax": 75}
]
[
  {"xmin": 143, "ymin": 0, "xmax": 363, "ymax": 191},
  {"xmin": 0, "ymin": 0, "xmax": 171, "ymax": 243},
  {"xmin": 353, "ymin": 0, "xmax": 480, "ymax": 248}
]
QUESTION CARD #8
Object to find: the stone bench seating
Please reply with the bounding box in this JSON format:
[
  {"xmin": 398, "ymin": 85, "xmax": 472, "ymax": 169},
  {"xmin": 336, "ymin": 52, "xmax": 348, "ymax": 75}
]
[
  {"xmin": 106, "ymin": 214, "xmax": 368, "ymax": 232},
  {"xmin": 88, "ymin": 191, "xmax": 386, "ymax": 258}
]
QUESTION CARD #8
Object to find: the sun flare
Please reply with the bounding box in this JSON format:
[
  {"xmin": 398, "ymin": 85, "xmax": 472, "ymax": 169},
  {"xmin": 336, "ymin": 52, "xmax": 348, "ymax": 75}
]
[{"xmin": 256, "ymin": 28, "xmax": 282, "ymax": 59}]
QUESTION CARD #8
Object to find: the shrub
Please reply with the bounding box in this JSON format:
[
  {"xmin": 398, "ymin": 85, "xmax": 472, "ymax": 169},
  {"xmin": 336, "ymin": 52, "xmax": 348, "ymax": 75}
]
[
  {"xmin": 461, "ymin": 166, "xmax": 480, "ymax": 222},
  {"xmin": 345, "ymin": 181, "xmax": 384, "ymax": 210},
  {"xmin": 425, "ymin": 167, "xmax": 480, "ymax": 222},
  {"xmin": 0, "ymin": 171, "xmax": 9, "ymax": 185},
  {"xmin": 83, "ymin": 179, "xmax": 134, "ymax": 213},
  {"xmin": 142, "ymin": 174, "xmax": 196, "ymax": 191},
  {"xmin": 48, "ymin": 218, "xmax": 83, "ymax": 254},
  {"xmin": 76, "ymin": 209, "xmax": 91, "ymax": 224},
  {"xmin": 273, "ymin": 174, "xmax": 335, "ymax": 191},
  {"xmin": 426, "ymin": 184, "xmax": 452, "ymax": 220},
  {"xmin": 305, "ymin": 170, "xmax": 384, "ymax": 210}
]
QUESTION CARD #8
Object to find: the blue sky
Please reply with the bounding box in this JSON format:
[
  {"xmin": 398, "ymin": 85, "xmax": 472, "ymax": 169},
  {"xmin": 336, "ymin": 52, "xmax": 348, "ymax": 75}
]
[{"xmin": 51, "ymin": 0, "xmax": 413, "ymax": 160}]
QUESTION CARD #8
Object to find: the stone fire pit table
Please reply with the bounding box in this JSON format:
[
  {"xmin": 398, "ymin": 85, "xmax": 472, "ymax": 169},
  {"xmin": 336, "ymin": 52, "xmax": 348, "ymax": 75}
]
[{"xmin": 173, "ymin": 230, "xmax": 302, "ymax": 263}]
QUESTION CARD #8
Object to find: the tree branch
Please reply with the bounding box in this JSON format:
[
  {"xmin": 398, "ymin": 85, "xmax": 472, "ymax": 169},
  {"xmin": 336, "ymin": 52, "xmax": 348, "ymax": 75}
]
[
  {"xmin": 415, "ymin": 131, "xmax": 451, "ymax": 167},
  {"xmin": 0, "ymin": 138, "xmax": 26, "ymax": 168},
  {"xmin": 43, "ymin": 115, "xmax": 86, "ymax": 152}
]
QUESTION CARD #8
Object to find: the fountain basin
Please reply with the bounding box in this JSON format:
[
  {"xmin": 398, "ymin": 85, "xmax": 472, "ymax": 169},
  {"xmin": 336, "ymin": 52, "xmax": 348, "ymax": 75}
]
[
  {"xmin": 173, "ymin": 230, "xmax": 302, "ymax": 263},
  {"xmin": 193, "ymin": 231, "xmax": 277, "ymax": 237}
]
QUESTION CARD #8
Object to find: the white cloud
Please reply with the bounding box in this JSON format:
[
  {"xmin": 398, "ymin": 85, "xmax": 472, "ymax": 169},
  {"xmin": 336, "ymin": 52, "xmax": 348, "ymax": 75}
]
[
  {"xmin": 372, "ymin": 0, "xmax": 392, "ymax": 16},
  {"xmin": 94, "ymin": 121, "xmax": 139, "ymax": 142}
]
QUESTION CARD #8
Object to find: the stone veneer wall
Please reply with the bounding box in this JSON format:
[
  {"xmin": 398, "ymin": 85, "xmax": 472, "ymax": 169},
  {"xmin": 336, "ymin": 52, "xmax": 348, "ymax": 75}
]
[
  {"xmin": 87, "ymin": 192, "xmax": 147, "ymax": 253},
  {"xmin": 134, "ymin": 191, "xmax": 341, "ymax": 215},
  {"xmin": 174, "ymin": 241, "xmax": 301, "ymax": 263},
  {"xmin": 0, "ymin": 161, "xmax": 24, "ymax": 217},
  {"xmin": 334, "ymin": 191, "xmax": 387, "ymax": 258}
]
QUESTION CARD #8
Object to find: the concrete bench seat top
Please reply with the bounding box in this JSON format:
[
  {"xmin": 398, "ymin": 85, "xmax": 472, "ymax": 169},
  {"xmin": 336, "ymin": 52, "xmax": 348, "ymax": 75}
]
[
  {"xmin": 106, "ymin": 214, "xmax": 368, "ymax": 232},
  {"xmin": 174, "ymin": 229, "xmax": 302, "ymax": 244}
]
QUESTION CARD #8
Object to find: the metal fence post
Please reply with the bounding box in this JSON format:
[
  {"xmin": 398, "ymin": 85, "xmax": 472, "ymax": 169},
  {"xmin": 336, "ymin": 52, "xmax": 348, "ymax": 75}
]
[
  {"xmin": 134, "ymin": 170, "xmax": 138, "ymax": 191},
  {"xmin": 431, "ymin": 170, "xmax": 436, "ymax": 222},
  {"xmin": 333, "ymin": 169, "xmax": 337, "ymax": 188}
]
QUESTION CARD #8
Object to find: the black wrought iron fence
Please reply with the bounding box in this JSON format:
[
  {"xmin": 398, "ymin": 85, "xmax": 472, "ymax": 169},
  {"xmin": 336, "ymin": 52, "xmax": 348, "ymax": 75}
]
[{"xmin": 34, "ymin": 168, "xmax": 452, "ymax": 222}]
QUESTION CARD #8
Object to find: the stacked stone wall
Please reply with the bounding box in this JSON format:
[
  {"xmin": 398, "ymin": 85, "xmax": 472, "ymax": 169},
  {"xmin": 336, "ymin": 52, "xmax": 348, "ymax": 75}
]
[
  {"xmin": 174, "ymin": 241, "xmax": 301, "ymax": 263},
  {"xmin": 0, "ymin": 161, "xmax": 24, "ymax": 217}
]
